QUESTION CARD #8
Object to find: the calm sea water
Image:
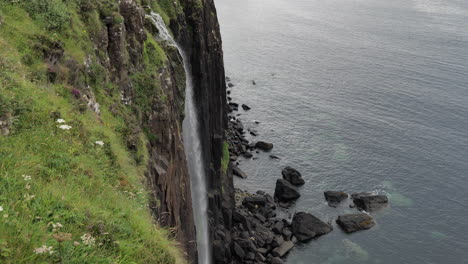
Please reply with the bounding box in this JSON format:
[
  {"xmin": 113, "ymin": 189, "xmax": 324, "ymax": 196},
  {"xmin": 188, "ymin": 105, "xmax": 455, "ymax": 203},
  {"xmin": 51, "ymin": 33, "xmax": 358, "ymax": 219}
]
[{"xmin": 215, "ymin": 0, "xmax": 468, "ymax": 263}]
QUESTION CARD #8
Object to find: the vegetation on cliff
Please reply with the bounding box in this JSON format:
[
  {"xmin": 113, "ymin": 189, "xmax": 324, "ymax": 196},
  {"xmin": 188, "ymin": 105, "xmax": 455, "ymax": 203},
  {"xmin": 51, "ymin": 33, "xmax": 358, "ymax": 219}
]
[{"xmin": 0, "ymin": 0, "xmax": 187, "ymax": 263}]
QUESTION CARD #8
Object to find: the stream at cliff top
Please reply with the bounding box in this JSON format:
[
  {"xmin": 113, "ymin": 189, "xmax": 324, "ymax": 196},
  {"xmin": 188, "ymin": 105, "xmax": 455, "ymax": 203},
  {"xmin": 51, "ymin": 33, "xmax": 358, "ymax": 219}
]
[
  {"xmin": 215, "ymin": 0, "xmax": 468, "ymax": 263},
  {"xmin": 147, "ymin": 12, "xmax": 211, "ymax": 264}
]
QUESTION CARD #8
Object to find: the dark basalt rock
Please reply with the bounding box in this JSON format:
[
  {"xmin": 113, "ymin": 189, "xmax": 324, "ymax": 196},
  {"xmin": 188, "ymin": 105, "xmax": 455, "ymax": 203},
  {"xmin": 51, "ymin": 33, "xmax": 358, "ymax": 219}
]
[
  {"xmin": 281, "ymin": 166, "xmax": 305, "ymax": 186},
  {"xmin": 274, "ymin": 179, "xmax": 300, "ymax": 202},
  {"xmin": 255, "ymin": 141, "xmax": 274, "ymax": 151},
  {"xmin": 291, "ymin": 212, "xmax": 332, "ymax": 242},
  {"xmin": 272, "ymin": 241, "xmax": 294, "ymax": 257},
  {"xmin": 352, "ymin": 193, "xmax": 388, "ymax": 211},
  {"xmin": 336, "ymin": 213, "xmax": 375, "ymax": 233},
  {"xmin": 228, "ymin": 82, "xmax": 235, "ymax": 87},
  {"xmin": 232, "ymin": 165, "xmax": 248, "ymax": 179},
  {"xmin": 270, "ymin": 257, "xmax": 284, "ymax": 264},
  {"xmin": 324, "ymin": 191, "xmax": 348, "ymax": 207},
  {"xmin": 242, "ymin": 104, "xmax": 251, "ymax": 110}
]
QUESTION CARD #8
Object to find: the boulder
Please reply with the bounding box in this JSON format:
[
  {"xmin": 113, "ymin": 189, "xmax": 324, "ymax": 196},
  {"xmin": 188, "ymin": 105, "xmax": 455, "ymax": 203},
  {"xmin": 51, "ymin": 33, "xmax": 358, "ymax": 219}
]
[
  {"xmin": 336, "ymin": 213, "xmax": 375, "ymax": 233},
  {"xmin": 281, "ymin": 167, "xmax": 305, "ymax": 186},
  {"xmin": 324, "ymin": 191, "xmax": 348, "ymax": 207},
  {"xmin": 272, "ymin": 241, "xmax": 294, "ymax": 257},
  {"xmin": 270, "ymin": 257, "xmax": 284, "ymax": 264},
  {"xmin": 233, "ymin": 242, "xmax": 245, "ymax": 259},
  {"xmin": 228, "ymin": 82, "xmax": 235, "ymax": 87},
  {"xmin": 352, "ymin": 193, "xmax": 388, "ymax": 211},
  {"xmin": 232, "ymin": 166, "xmax": 248, "ymax": 179},
  {"xmin": 291, "ymin": 212, "xmax": 332, "ymax": 242},
  {"xmin": 274, "ymin": 179, "xmax": 300, "ymax": 202},
  {"xmin": 242, "ymin": 104, "xmax": 251, "ymax": 110},
  {"xmin": 255, "ymin": 141, "xmax": 274, "ymax": 151}
]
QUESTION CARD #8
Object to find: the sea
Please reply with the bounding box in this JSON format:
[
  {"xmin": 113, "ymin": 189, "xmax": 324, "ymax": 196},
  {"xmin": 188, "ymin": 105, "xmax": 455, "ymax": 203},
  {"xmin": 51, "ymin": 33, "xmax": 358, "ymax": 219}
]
[{"xmin": 215, "ymin": 0, "xmax": 468, "ymax": 263}]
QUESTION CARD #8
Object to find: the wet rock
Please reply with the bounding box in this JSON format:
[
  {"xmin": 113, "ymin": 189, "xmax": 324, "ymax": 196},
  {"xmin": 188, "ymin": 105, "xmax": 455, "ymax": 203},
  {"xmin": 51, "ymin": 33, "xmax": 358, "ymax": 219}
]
[
  {"xmin": 255, "ymin": 141, "xmax": 274, "ymax": 151},
  {"xmin": 271, "ymin": 235, "xmax": 284, "ymax": 248},
  {"xmin": 291, "ymin": 212, "xmax": 332, "ymax": 242},
  {"xmin": 352, "ymin": 193, "xmax": 388, "ymax": 211},
  {"xmin": 324, "ymin": 191, "xmax": 348, "ymax": 207},
  {"xmin": 243, "ymin": 152, "xmax": 253, "ymax": 158},
  {"xmin": 249, "ymin": 130, "xmax": 258, "ymax": 136},
  {"xmin": 336, "ymin": 213, "xmax": 375, "ymax": 233},
  {"xmin": 274, "ymin": 179, "xmax": 300, "ymax": 202},
  {"xmin": 228, "ymin": 82, "xmax": 235, "ymax": 88},
  {"xmin": 252, "ymin": 80, "xmax": 256, "ymax": 85},
  {"xmin": 232, "ymin": 166, "xmax": 248, "ymax": 179},
  {"xmin": 270, "ymin": 257, "xmax": 284, "ymax": 264},
  {"xmin": 242, "ymin": 104, "xmax": 251, "ymax": 111},
  {"xmin": 243, "ymin": 196, "xmax": 267, "ymax": 207},
  {"xmin": 281, "ymin": 166, "xmax": 305, "ymax": 186},
  {"xmin": 272, "ymin": 241, "xmax": 294, "ymax": 257}
]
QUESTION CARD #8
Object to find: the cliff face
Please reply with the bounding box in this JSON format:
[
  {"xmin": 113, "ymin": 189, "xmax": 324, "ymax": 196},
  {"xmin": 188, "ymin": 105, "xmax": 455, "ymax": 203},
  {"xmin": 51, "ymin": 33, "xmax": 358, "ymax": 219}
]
[{"xmin": 172, "ymin": 0, "xmax": 234, "ymax": 263}]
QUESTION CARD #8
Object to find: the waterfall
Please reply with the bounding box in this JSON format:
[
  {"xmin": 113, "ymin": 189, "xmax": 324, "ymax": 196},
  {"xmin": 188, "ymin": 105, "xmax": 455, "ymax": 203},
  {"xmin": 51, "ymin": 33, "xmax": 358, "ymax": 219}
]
[{"xmin": 146, "ymin": 12, "xmax": 211, "ymax": 264}]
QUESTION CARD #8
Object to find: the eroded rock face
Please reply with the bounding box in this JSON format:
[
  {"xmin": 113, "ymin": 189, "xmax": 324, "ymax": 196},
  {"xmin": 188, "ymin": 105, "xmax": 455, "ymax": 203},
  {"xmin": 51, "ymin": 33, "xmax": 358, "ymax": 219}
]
[
  {"xmin": 282, "ymin": 166, "xmax": 305, "ymax": 186},
  {"xmin": 352, "ymin": 193, "xmax": 388, "ymax": 211},
  {"xmin": 291, "ymin": 212, "xmax": 332, "ymax": 242},
  {"xmin": 336, "ymin": 213, "xmax": 375, "ymax": 233}
]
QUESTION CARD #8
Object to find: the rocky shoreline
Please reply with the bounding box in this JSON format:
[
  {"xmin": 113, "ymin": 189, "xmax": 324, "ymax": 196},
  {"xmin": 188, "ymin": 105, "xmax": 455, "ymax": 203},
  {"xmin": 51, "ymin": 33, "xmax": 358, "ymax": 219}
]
[{"xmin": 224, "ymin": 78, "xmax": 389, "ymax": 263}]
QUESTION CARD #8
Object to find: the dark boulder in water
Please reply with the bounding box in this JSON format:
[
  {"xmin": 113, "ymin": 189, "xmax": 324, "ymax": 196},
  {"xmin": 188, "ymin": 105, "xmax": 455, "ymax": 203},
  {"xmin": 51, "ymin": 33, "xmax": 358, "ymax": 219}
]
[
  {"xmin": 282, "ymin": 166, "xmax": 305, "ymax": 186},
  {"xmin": 274, "ymin": 179, "xmax": 301, "ymax": 202},
  {"xmin": 232, "ymin": 165, "xmax": 248, "ymax": 179},
  {"xmin": 242, "ymin": 104, "xmax": 251, "ymax": 110},
  {"xmin": 291, "ymin": 212, "xmax": 332, "ymax": 242},
  {"xmin": 228, "ymin": 82, "xmax": 235, "ymax": 87},
  {"xmin": 352, "ymin": 193, "xmax": 388, "ymax": 211},
  {"xmin": 324, "ymin": 191, "xmax": 348, "ymax": 207},
  {"xmin": 255, "ymin": 141, "xmax": 274, "ymax": 151},
  {"xmin": 336, "ymin": 213, "xmax": 375, "ymax": 233}
]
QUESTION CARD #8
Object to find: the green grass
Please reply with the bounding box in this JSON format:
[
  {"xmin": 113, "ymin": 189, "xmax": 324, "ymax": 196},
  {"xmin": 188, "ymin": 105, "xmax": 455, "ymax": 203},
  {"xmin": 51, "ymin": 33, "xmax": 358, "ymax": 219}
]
[
  {"xmin": 221, "ymin": 141, "xmax": 230, "ymax": 174},
  {"xmin": 0, "ymin": 2, "xmax": 185, "ymax": 263}
]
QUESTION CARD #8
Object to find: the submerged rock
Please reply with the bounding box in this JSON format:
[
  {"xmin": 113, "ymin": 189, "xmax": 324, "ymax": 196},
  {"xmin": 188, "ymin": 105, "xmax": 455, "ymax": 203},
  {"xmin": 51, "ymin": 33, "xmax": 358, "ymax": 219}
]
[
  {"xmin": 291, "ymin": 212, "xmax": 332, "ymax": 241},
  {"xmin": 324, "ymin": 191, "xmax": 348, "ymax": 207},
  {"xmin": 241, "ymin": 104, "xmax": 251, "ymax": 110},
  {"xmin": 228, "ymin": 82, "xmax": 235, "ymax": 88},
  {"xmin": 274, "ymin": 179, "xmax": 300, "ymax": 202},
  {"xmin": 336, "ymin": 213, "xmax": 375, "ymax": 233},
  {"xmin": 282, "ymin": 166, "xmax": 305, "ymax": 186},
  {"xmin": 255, "ymin": 141, "xmax": 274, "ymax": 151},
  {"xmin": 352, "ymin": 193, "xmax": 388, "ymax": 211}
]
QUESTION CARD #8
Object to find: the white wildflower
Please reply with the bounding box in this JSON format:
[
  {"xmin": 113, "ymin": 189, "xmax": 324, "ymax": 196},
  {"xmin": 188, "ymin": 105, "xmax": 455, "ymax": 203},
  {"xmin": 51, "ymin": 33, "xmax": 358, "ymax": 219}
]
[
  {"xmin": 33, "ymin": 245, "xmax": 54, "ymax": 255},
  {"xmin": 73, "ymin": 241, "xmax": 81, "ymax": 246},
  {"xmin": 22, "ymin": 175, "xmax": 32, "ymax": 181},
  {"xmin": 59, "ymin": 125, "xmax": 72, "ymax": 130},
  {"xmin": 0, "ymin": 206, "xmax": 3, "ymax": 212},
  {"xmin": 95, "ymin": 140, "xmax": 104, "ymax": 146},
  {"xmin": 52, "ymin": 222, "xmax": 63, "ymax": 229},
  {"xmin": 56, "ymin": 119, "xmax": 66, "ymax": 124},
  {"xmin": 81, "ymin": 233, "xmax": 96, "ymax": 246},
  {"xmin": 24, "ymin": 194, "xmax": 36, "ymax": 201},
  {"xmin": 25, "ymin": 183, "xmax": 31, "ymax": 190}
]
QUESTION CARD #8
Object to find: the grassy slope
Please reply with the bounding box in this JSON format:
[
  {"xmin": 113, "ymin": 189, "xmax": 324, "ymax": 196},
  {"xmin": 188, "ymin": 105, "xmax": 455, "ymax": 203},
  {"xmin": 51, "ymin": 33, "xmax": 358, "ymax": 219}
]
[{"xmin": 0, "ymin": 2, "xmax": 185, "ymax": 263}]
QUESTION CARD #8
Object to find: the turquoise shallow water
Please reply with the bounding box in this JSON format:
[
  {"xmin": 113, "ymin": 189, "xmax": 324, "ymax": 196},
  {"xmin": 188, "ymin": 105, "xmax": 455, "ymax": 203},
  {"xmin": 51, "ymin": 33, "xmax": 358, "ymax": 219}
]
[{"xmin": 215, "ymin": 0, "xmax": 468, "ymax": 263}]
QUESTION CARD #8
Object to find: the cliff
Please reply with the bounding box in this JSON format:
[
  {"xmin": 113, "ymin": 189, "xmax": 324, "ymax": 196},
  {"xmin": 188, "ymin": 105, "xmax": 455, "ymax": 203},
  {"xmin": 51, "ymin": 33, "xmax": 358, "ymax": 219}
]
[{"xmin": 0, "ymin": 0, "xmax": 230, "ymax": 263}]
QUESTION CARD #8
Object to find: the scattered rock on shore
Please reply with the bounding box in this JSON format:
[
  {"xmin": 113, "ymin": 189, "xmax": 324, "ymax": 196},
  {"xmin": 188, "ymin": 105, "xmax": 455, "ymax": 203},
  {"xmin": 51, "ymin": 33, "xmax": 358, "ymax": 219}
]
[
  {"xmin": 274, "ymin": 179, "xmax": 301, "ymax": 202},
  {"xmin": 242, "ymin": 104, "xmax": 251, "ymax": 110},
  {"xmin": 291, "ymin": 212, "xmax": 332, "ymax": 242},
  {"xmin": 255, "ymin": 141, "xmax": 274, "ymax": 151},
  {"xmin": 232, "ymin": 166, "xmax": 248, "ymax": 179},
  {"xmin": 324, "ymin": 191, "xmax": 348, "ymax": 207},
  {"xmin": 352, "ymin": 193, "xmax": 388, "ymax": 211},
  {"xmin": 282, "ymin": 166, "xmax": 305, "ymax": 186},
  {"xmin": 336, "ymin": 213, "xmax": 375, "ymax": 233}
]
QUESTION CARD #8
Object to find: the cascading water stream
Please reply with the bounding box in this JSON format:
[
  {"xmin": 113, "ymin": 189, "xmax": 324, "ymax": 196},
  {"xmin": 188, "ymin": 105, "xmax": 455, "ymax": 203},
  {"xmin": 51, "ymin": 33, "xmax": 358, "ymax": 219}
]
[{"xmin": 146, "ymin": 12, "xmax": 211, "ymax": 264}]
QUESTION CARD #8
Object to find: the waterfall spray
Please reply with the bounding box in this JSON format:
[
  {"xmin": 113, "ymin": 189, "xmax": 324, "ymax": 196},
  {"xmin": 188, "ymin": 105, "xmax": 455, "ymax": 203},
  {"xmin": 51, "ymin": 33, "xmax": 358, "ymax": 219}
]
[{"xmin": 146, "ymin": 12, "xmax": 211, "ymax": 264}]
